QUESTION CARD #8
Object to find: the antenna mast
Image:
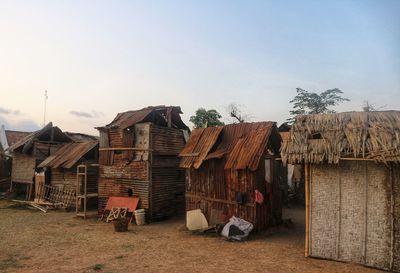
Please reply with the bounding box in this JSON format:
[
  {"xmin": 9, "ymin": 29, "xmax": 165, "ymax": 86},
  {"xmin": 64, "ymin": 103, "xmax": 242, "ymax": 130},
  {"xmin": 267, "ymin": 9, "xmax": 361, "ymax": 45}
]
[{"xmin": 43, "ymin": 90, "xmax": 48, "ymax": 127}]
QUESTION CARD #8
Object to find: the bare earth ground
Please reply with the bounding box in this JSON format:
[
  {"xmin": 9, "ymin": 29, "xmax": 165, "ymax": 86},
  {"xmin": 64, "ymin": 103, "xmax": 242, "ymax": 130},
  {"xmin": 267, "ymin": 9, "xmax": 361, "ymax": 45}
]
[{"xmin": 0, "ymin": 200, "xmax": 383, "ymax": 273}]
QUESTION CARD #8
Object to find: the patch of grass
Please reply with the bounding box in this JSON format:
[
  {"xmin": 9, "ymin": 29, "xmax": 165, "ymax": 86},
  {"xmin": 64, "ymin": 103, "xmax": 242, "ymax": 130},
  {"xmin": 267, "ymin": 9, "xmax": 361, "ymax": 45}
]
[
  {"xmin": 19, "ymin": 256, "xmax": 32, "ymax": 260},
  {"xmin": 0, "ymin": 257, "xmax": 24, "ymax": 270},
  {"xmin": 114, "ymin": 255, "xmax": 126, "ymax": 259},
  {"xmin": 93, "ymin": 264, "xmax": 104, "ymax": 271},
  {"xmin": 121, "ymin": 244, "xmax": 134, "ymax": 250},
  {"xmin": 5, "ymin": 203, "xmax": 33, "ymax": 210}
]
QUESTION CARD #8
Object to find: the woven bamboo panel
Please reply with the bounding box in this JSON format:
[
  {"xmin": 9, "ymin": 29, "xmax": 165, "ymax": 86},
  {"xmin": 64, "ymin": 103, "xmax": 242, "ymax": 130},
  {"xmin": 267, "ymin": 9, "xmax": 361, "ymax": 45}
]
[{"xmin": 310, "ymin": 161, "xmax": 398, "ymax": 271}]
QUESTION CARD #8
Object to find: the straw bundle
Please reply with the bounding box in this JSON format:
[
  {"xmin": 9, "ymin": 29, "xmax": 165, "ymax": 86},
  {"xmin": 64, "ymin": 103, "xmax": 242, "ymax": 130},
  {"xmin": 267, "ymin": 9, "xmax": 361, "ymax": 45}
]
[{"xmin": 281, "ymin": 111, "xmax": 400, "ymax": 164}]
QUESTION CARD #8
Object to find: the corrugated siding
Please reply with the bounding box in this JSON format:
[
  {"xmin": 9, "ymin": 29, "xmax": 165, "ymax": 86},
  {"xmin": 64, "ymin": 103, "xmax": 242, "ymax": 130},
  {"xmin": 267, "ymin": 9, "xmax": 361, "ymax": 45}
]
[
  {"xmin": 185, "ymin": 159, "xmax": 276, "ymax": 231},
  {"xmin": 152, "ymin": 125, "xmax": 185, "ymax": 155},
  {"xmin": 151, "ymin": 166, "xmax": 185, "ymax": 220}
]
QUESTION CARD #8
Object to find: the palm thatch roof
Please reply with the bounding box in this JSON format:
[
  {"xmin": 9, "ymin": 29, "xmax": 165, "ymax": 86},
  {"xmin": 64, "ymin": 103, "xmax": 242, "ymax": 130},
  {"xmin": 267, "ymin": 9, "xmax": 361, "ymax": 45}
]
[{"xmin": 281, "ymin": 111, "xmax": 400, "ymax": 164}]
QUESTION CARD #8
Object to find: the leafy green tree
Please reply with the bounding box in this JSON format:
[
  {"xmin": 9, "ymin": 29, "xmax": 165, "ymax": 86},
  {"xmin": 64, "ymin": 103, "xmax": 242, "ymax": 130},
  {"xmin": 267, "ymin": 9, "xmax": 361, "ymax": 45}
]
[
  {"xmin": 288, "ymin": 88, "xmax": 349, "ymax": 122},
  {"xmin": 189, "ymin": 108, "xmax": 224, "ymax": 128}
]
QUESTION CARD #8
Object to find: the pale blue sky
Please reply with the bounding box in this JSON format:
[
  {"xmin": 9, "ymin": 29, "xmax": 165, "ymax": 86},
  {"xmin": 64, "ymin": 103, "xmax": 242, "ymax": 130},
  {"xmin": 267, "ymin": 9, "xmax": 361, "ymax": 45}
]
[{"xmin": 0, "ymin": 0, "xmax": 399, "ymax": 134}]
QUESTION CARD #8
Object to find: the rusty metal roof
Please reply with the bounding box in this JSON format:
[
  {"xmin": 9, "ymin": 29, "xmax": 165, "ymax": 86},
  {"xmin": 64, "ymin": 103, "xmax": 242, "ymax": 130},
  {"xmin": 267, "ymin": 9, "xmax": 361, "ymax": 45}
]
[
  {"xmin": 180, "ymin": 122, "xmax": 279, "ymax": 171},
  {"xmin": 100, "ymin": 105, "xmax": 188, "ymax": 130},
  {"xmin": 5, "ymin": 130, "xmax": 30, "ymax": 147},
  {"xmin": 179, "ymin": 126, "xmax": 223, "ymax": 169},
  {"xmin": 64, "ymin": 132, "xmax": 98, "ymax": 142},
  {"xmin": 10, "ymin": 122, "xmax": 72, "ymax": 153},
  {"xmin": 38, "ymin": 141, "xmax": 98, "ymax": 169}
]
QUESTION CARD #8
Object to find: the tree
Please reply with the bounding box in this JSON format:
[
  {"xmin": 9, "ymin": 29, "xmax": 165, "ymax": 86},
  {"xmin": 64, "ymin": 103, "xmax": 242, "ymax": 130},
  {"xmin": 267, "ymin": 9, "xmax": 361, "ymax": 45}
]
[
  {"xmin": 227, "ymin": 103, "xmax": 249, "ymax": 123},
  {"xmin": 189, "ymin": 108, "xmax": 224, "ymax": 128},
  {"xmin": 288, "ymin": 88, "xmax": 349, "ymax": 122},
  {"xmin": 362, "ymin": 100, "xmax": 386, "ymax": 112}
]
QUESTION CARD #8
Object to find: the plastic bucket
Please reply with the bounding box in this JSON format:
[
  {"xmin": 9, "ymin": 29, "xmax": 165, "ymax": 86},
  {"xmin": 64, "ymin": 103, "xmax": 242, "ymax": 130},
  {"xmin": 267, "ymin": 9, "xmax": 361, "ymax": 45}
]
[{"xmin": 134, "ymin": 209, "xmax": 146, "ymax": 225}]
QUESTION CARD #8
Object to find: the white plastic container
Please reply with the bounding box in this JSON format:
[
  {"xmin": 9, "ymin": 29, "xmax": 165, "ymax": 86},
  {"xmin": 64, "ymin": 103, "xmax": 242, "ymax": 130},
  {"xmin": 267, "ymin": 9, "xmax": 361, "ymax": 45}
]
[{"xmin": 134, "ymin": 209, "xmax": 146, "ymax": 225}]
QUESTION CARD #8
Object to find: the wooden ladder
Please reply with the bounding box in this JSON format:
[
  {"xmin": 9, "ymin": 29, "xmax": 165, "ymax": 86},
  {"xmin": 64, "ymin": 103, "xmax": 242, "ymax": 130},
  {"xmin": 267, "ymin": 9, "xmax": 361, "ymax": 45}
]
[{"xmin": 76, "ymin": 164, "xmax": 89, "ymax": 219}]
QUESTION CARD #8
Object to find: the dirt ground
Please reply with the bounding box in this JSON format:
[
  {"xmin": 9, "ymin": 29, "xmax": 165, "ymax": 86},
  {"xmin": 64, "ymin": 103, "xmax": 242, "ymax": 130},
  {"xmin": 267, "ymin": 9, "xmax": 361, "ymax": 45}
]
[{"xmin": 0, "ymin": 200, "xmax": 383, "ymax": 273}]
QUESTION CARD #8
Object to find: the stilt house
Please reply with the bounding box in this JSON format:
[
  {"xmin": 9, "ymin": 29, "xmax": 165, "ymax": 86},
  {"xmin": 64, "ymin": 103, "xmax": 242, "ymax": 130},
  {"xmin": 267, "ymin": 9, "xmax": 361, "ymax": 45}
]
[
  {"xmin": 9, "ymin": 122, "xmax": 71, "ymax": 199},
  {"xmin": 281, "ymin": 111, "xmax": 400, "ymax": 271},
  {"xmin": 180, "ymin": 122, "xmax": 283, "ymax": 231},
  {"xmin": 96, "ymin": 106, "xmax": 189, "ymax": 221}
]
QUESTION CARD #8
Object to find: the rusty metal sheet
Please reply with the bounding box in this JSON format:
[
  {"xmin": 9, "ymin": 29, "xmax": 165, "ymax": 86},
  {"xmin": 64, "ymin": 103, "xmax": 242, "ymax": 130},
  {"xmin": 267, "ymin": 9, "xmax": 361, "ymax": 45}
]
[
  {"xmin": 38, "ymin": 141, "xmax": 98, "ymax": 169},
  {"xmin": 225, "ymin": 123, "xmax": 274, "ymax": 171},
  {"xmin": 9, "ymin": 122, "xmax": 71, "ymax": 153},
  {"xmin": 181, "ymin": 122, "xmax": 276, "ymax": 171},
  {"xmin": 5, "ymin": 130, "xmax": 30, "ymax": 147},
  {"xmin": 104, "ymin": 106, "xmax": 188, "ymax": 130},
  {"xmin": 179, "ymin": 126, "xmax": 223, "ymax": 169}
]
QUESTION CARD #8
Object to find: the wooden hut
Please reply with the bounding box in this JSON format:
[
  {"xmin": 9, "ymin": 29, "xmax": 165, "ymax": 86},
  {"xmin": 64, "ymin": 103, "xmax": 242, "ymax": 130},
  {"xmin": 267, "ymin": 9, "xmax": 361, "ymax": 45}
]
[
  {"xmin": 0, "ymin": 126, "xmax": 30, "ymax": 192},
  {"xmin": 38, "ymin": 140, "xmax": 99, "ymax": 193},
  {"xmin": 96, "ymin": 106, "xmax": 189, "ymax": 221},
  {"xmin": 281, "ymin": 111, "xmax": 400, "ymax": 271},
  {"xmin": 179, "ymin": 122, "xmax": 283, "ymax": 231},
  {"xmin": 9, "ymin": 122, "xmax": 71, "ymax": 199}
]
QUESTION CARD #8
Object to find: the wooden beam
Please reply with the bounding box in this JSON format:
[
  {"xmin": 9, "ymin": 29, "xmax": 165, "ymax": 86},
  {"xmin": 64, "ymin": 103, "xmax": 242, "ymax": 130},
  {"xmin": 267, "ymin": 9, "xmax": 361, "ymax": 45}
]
[
  {"xmin": 179, "ymin": 153, "xmax": 200, "ymax": 157},
  {"xmin": 99, "ymin": 147, "xmax": 153, "ymax": 151},
  {"xmin": 305, "ymin": 164, "xmax": 310, "ymax": 257},
  {"xmin": 185, "ymin": 193, "xmax": 255, "ymax": 207}
]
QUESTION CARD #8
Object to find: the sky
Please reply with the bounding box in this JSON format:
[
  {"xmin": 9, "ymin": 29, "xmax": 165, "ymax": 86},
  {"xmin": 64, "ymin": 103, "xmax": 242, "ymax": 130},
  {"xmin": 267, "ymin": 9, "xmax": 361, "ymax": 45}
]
[{"xmin": 0, "ymin": 0, "xmax": 399, "ymax": 134}]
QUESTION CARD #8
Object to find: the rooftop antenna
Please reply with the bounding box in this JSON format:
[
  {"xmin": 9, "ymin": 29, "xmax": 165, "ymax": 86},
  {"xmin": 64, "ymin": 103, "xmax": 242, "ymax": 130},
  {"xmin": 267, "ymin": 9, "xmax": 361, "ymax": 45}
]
[{"xmin": 43, "ymin": 90, "xmax": 48, "ymax": 127}]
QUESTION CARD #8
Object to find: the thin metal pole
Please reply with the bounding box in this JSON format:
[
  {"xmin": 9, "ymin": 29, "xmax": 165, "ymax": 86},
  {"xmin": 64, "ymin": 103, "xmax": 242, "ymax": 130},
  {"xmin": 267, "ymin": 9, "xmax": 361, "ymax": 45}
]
[{"xmin": 43, "ymin": 90, "xmax": 48, "ymax": 127}]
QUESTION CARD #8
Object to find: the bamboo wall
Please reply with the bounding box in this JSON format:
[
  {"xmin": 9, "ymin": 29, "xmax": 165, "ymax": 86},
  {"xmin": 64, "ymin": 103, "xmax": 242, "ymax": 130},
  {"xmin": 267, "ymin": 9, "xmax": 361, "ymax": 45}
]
[
  {"xmin": 309, "ymin": 161, "xmax": 400, "ymax": 271},
  {"xmin": 11, "ymin": 153, "xmax": 36, "ymax": 183}
]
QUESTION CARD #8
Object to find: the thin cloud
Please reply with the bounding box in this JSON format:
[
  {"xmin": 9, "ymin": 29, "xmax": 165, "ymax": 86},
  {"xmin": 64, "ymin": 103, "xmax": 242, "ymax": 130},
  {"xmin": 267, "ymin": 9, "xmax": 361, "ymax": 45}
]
[
  {"xmin": 70, "ymin": 110, "xmax": 104, "ymax": 118},
  {"xmin": 0, "ymin": 107, "xmax": 21, "ymax": 115},
  {"xmin": 70, "ymin": 110, "xmax": 93, "ymax": 118}
]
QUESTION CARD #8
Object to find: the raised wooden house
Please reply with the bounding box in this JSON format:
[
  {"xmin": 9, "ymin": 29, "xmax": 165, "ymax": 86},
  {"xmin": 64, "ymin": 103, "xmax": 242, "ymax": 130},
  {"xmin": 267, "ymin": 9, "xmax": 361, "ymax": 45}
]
[
  {"xmin": 96, "ymin": 106, "xmax": 189, "ymax": 221},
  {"xmin": 281, "ymin": 111, "xmax": 400, "ymax": 271},
  {"xmin": 180, "ymin": 122, "xmax": 283, "ymax": 231},
  {"xmin": 9, "ymin": 122, "xmax": 71, "ymax": 199}
]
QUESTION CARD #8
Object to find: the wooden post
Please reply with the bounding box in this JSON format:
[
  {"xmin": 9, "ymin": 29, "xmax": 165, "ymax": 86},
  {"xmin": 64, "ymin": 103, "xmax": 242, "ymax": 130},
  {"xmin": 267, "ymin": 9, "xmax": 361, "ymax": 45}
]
[
  {"xmin": 390, "ymin": 164, "xmax": 394, "ymax": 271},
  {"xmin": 305, "ymin": 164, "xmax": 310, "ymax": 257}
]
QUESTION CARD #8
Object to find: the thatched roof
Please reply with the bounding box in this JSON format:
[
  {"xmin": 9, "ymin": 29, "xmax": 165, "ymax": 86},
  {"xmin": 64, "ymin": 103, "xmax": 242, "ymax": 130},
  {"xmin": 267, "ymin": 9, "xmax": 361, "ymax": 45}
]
[
  {"xmin": 180, "ymin": 122, "xmax": 281, "ymax": 171},
  {"xmin": 281, "ymin": 111, "xmax": 400, "ymax": 164}
]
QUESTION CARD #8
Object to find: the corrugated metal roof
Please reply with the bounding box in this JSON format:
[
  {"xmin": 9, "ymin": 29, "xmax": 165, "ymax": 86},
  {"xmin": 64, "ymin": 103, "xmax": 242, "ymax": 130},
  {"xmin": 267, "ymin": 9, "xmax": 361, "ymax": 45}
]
[
  {"xmin": 10, "ymin": 122, "xmax": 71, "ymax": 153},
  {"xmin": 179, "ymin": 126, "xmax": 223, "ymax": 169},
  {"xmin": 64, "ymin": 132, "xmax": 98, "ymax": 142},
  {"xmin": 101, "ymin": 105, "xmax": 188, "ymax": 130},
  {"xmin": 38, "ymin": 141, "xmax": 98, "ymax": 169},
  {"xmin": 4, "ymin": 130, "xmax": 30, "ymax": 148},
  {"xmin": 180, "ymin": 122, "xmax": 278, "ymax": 170}
]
